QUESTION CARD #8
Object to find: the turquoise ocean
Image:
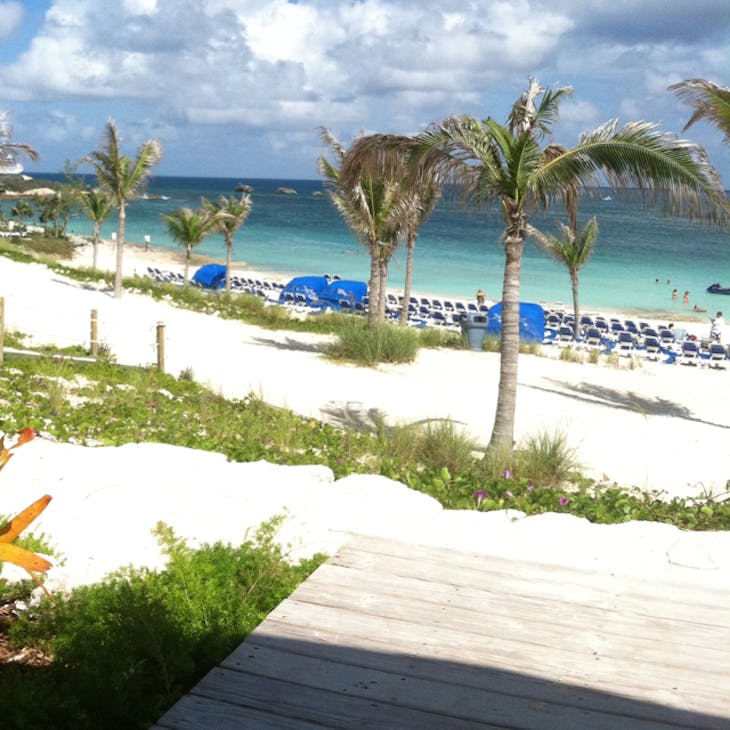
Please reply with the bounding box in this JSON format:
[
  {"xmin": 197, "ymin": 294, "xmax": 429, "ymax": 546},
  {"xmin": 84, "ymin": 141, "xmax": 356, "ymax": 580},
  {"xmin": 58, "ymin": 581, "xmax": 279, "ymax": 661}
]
[{"xmin": 13, "ymin": 174, "xmax": 730, "ymax": 315}]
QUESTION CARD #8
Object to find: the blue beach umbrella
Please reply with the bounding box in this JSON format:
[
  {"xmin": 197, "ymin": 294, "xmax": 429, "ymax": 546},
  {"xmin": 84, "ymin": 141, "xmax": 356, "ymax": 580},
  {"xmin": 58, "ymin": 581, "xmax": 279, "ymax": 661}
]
[{"xmin": 192, "ymin": 263, "xmax": 227, "ymax": 289}]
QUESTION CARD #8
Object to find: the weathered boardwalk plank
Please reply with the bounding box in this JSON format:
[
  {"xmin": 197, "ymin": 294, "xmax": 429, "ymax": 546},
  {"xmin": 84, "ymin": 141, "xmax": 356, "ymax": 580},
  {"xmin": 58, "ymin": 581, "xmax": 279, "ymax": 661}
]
[{"xmin": 155, "ymin": 534, "xmax": 730, "ymax": 729}]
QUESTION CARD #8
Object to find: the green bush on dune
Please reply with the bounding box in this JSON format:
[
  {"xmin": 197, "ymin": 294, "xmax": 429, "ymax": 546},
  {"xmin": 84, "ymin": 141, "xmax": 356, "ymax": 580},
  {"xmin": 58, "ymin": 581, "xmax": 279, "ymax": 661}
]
[
  {"xmin": 324, "ymin": 318, "xmax": 420, "ymax": 365},
  {"xmin": 1, "ymin": 354, "xmax": 727, "ymax": 527},
  {"xmin": 3, "ymin": 519, "xmax": 326, "ymax": 729}
]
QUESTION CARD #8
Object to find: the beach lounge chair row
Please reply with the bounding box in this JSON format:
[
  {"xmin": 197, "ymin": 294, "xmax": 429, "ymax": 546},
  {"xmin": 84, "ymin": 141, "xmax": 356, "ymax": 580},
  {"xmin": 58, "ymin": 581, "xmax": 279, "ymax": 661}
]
[{"xmin": 145, "ymin": 268, "xmax": 288, "ymax": 299}]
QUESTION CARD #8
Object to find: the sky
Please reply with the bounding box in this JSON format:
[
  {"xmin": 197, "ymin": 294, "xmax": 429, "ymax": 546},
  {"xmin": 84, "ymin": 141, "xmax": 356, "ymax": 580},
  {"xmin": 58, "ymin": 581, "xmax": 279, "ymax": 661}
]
[{"xmin": 0, "ymin": 0, "xmax": 728, "ymax": 181}]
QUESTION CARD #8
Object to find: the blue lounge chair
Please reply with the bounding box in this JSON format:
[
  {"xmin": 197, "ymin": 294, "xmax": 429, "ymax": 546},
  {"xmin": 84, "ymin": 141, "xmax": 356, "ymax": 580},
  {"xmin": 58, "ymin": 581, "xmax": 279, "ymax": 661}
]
[
  {"xmin": 679, "ymin": 340, "xmax": 700, "ymax": 365},
  {"xmin": 584, "ymin": 327, "xmax": 603, "ymax": 349},
  {"xmin": 556, "ymin": 325, "xmax": 574, "ymax": 345},
  {"xmin": 707, "ymin": 343, "xmax": 728, "ymax": 369},
  {"xmin": 616, "ymin": 331, "xmax": 635, "ymax": 355},
  {"xmin": 658, "ymin": 328, "xmax": 675, "ymax": 347},
  {"xmin": 643, "ymin": 335, "xmax": 661, "ymax": 361}
]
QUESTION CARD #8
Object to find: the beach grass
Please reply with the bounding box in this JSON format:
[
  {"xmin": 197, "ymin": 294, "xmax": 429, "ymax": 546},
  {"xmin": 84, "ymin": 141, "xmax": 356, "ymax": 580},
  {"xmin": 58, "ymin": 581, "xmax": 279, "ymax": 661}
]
[
  {"xmin": 1, "ymin": 352, "xmax": 727, "ymax": 530},
  {"xmin": 3, "ymin": 519, "xmax": 326, "ymax": 729},
  {"xmin": 324, "ymin": 319, "xmax": 420, "ymax": 365}
]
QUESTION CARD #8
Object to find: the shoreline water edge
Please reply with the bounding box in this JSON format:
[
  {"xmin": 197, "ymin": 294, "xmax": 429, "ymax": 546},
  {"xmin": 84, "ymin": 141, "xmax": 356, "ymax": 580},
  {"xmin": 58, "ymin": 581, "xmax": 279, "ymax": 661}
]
[
  {"xmin": 67, "ymin": 236, "xmax": 727, "ymax": 343},
  {"xmin": 3, "ymin": 173, "xmax": 730, "ymax": 318}
]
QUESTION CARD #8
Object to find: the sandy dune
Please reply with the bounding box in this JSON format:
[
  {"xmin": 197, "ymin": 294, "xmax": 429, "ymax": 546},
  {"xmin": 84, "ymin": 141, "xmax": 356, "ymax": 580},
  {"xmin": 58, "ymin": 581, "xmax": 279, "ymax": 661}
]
[{"xmin": 0, "ymin": 238, "xmax": 728, "ymax": 593}]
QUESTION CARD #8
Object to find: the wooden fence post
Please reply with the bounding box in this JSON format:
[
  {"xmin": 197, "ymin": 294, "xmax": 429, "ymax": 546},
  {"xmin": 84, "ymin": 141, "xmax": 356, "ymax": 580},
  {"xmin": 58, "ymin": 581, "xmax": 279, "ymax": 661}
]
[
  {"xmin": 156, "ymin": 322, "xmax": 165, "ymax": 372},
  {"xmin": 90, "ymin": 309, "xmax": 98, "ymax": 357},
  {"xmin": 0, "ymin": 297, "xmax": 4, "ymax": 364}
]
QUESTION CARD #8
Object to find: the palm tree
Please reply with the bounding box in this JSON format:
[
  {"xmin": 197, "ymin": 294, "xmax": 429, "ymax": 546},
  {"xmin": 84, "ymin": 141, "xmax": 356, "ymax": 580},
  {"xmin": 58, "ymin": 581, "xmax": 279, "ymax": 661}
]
[
  {"xmin": 10, "ymin": 200, "xmax": 33, "ymax": 227},
  {"xmin": 669, "ymin": 79, "xmax": 730, "ymax": 143},
  {"xmin": 0, "ymin": 112, "xmax": 39, "ymax": 170},
  {"xmin": 83, "ymin": 119, "xmax": 162, "ymax": 298},
  {"xmin": 529, "ymin": 218, "xmax": 599, "ymax": 338},
  {"xmin": 202, "ymin": 193, "xmax": 252, "ymax": 292},
  {"xmin": 398, "ymin": 181, "xmax": 440, "ymax": 326},
  {"xmin": 78, "ymin": 187, "xmax": 113, "ymax": 270},
  {"xmin": 318, "ymin": 129, "xmax": 405, "ymax": 327},
  {"xmin": 345, "ymin": 78, "xmax": 730, "ymax": 453},
  {"xmin": 161, "ymin": 207, "xmax": 216, "ymax": 285},
  {"xmin": 339, "ymin": 138, "xmax": 442, "ymax": 326}
]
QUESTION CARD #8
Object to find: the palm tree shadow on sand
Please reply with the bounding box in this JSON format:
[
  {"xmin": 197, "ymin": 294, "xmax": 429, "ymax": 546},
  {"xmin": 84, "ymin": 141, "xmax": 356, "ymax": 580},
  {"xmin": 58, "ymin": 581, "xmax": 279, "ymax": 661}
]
[
  {"xmin": 320, "ymin": 401, "xmax": 463, "ymax": 435},
  {"xmin": 528, "ymin": 379, "xmax": 730, "ymax": 430},
  {"xmin": 249, "ymin": 335, "xmax": 324, "ymax": 354}
]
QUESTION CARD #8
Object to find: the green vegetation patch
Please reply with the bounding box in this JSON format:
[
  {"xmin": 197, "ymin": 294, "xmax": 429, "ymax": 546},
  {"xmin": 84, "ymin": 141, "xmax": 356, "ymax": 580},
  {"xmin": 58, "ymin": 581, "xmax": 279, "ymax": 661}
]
[{"xmin": 3, "ymin": 519, "xmax": 325, "ymax": 729}]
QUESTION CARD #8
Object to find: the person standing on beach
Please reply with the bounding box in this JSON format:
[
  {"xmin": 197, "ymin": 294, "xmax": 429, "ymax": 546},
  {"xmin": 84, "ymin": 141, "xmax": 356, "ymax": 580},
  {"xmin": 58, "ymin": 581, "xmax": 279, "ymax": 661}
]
[
  {"xmin": 710, "ymin": 311, "xmax": 724, "ymax": 341},
  {"xmin": 683, "ymin": 291, "xmax": 690, "ymax": 305},
  {"xmin": 476, "ymin": 288, "xmax": 485, "ymax": 305},
  {"xmin": 672, "ymin": 288, "xmax": 678, "ymax": 301}
]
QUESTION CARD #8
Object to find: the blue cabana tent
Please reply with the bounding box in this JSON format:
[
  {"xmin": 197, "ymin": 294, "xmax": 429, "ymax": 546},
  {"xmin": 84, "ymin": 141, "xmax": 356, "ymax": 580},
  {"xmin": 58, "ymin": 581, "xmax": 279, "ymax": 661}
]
[
  {"xmin": 487, "ymin": 302, "xmax": 545, "ymax": 342},
  {"xmin": 278, "ymin": 276, "xmax": 330, "ymax": 305},
  {"xmin": 192, "ymin": 263, "xmax": 227, "ymax": 289},
  {"xmin": 317, "ymin": 280, "xmax": 367, "ymax": 310}
]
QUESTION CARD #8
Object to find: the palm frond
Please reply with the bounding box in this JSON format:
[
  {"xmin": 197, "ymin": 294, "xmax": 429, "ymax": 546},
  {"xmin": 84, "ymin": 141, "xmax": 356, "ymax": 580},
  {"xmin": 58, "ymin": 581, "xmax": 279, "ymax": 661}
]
[
  {"xmin": 669, "ymin": 79, "xmax": 730, "ymax": 143},
  {"xmin": 529, "ymin": 85, "xmax": 573, "ymax": 138},
  {"xmin": 161, "ymin": 207, "xmax": 215, "ymax": 247},
  {"xmin": 83, "ymin": 119, "xmax": 162, "ymax": 201},
  {"xmin": 507, "ymin": 78, "xmax": 573, "ymax": 138},
  {"xmin": 1, "ymin": 142, "xmax": 39, "ymax": 163},
  {"xmin": 535, "ymin": 120, "xmax": 730, "ymax": 226},
  {"xmin": 528, "ymin": 217, "xmax": 599, "ymax": 272}
]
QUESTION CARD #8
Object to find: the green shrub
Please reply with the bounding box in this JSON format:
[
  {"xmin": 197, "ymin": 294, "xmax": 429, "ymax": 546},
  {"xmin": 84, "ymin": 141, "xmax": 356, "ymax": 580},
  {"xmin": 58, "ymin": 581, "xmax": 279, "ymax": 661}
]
[
  {"xmin": 383, "ymin": 419, "xmax": 479, "ymax": 475},
  {"xmin": 558, "ymin": 346, "xmax": 584, "ymax": 363},
  {"xmin": 514, "ymin": 429, "xmax": 581, "ymax": 488},
  {"xmin": 482, "ymin": 335, "xmax": 501, "ymax": 352},
  {"xmin": 6, "ymin": 519, "xmax": 326, "ymax": 729},
  {"xmin": 417, "ymin": 326, "xmax": 463, "ymax": 349},
  {"xmin": 324, "ymin": 320, "xmax": 419, "ymax": 365},
  {"xmin": 474, "ymin": 429, "xmax": 579, "ymax": 489},
  {"xmin": 586, "ymin": 347, "xmax": 602, "ymax": 364}
]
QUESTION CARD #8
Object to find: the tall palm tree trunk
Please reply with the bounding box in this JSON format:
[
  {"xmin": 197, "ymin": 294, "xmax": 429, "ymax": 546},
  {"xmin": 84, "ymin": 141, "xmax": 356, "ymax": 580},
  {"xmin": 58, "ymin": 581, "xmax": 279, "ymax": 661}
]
[
  {"xmin": 378, "ymin": 257, "xmax": 389, "ymax": 323},
  {"xmin": 488, "ymin": 234, "xmax": 524, "ymax": 451},
  {"xmin": 367, "ymin": 244, "xmax": 381, "ymax": 328},
  {"xmin": 114, "ymin": 202, "xmax": 126, "ymax": 298},
  {"xmin": 571, "ymin": 272, "xmax": 581, "ymax": 339},
  {"xmin": 399, "ymin": 231, "xmax": 416, "ymax": 326},
  {"xmin": 184, "ymin": 245, "xmax": 192, "ymax": 285},
  {"xmin": 225, "ymin": 239, "xmax": 232, "ymax": 292},
  {"xmin": 92, "ymin": 222, "xmax": 101, "ymax": 271}
]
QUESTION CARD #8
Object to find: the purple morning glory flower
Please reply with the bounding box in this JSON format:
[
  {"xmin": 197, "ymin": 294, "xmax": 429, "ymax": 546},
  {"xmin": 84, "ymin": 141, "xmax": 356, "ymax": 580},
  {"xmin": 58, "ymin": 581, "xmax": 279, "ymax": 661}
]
[
  {"xmin": 526, "ymin": 484, "xmax": 535, "ymax": 493},
  {"xmin": 502, "ymin": 470, "xmax": 513, "ymax": 479},
  {"xmin": 473, "ymin": 489, "xmax": 489, "ymax": 506},
  {"xmin": 559, "ymin": 496, "xmax": 569, "ymax": 506}
]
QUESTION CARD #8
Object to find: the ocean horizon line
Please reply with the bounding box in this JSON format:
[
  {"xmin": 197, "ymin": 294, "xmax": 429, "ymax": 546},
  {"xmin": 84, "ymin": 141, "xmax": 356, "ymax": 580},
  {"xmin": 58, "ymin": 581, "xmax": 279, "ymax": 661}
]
[{"xmin": 29, "ymin": 171, "xmax": 730, "ymax": 195}]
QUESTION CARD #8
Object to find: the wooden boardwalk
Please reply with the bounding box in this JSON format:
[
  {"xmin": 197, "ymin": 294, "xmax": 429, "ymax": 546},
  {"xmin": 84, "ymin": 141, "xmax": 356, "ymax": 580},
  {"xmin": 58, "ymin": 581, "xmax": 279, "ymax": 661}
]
[{"xmin": 155, "ymin": 534, "xmax": 730, "ymax": 729}]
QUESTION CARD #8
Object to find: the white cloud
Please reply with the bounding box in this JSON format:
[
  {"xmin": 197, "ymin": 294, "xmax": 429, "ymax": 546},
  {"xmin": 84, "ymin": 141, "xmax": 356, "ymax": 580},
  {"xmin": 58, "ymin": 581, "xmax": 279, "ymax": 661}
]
[
  {"xmin": 0, "ymin": 0, "xmax": 727, "ymax": 178},
  {"xmin": 561, "ymin": 99, "xmax": 601, "ymax": 126},
  {"xmin": 0, "ymin": 1, "xmax": 22, "ymax": 39},
  {"xmin": 123, "ymin": 0, "xmax": 158, "ymax": 14}
]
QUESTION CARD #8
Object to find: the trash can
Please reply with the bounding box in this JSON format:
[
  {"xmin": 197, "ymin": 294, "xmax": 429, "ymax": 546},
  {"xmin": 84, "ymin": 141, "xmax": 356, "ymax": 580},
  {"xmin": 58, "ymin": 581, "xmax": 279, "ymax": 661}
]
[{"xmin": 460, "ymin": 313, "xmax": 489, "ymax": 351}]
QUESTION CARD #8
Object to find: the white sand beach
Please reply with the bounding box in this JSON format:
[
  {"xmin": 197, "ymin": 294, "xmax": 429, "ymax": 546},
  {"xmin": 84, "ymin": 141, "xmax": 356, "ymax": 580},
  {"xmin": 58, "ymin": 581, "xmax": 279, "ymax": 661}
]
[{"xmin": 1, "ymin": 237, "xmax": 729, "ymax": 595}]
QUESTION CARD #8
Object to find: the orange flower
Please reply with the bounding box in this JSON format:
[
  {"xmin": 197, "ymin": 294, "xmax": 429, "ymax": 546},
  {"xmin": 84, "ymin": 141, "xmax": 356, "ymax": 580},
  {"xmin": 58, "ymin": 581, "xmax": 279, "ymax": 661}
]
[
  {"xmin": 0, "ymin": 494, "xmax": 53, "ymax": 573},
  {"xmin": 0, "ymin": 427, "xmax": 35, "ymax": 472},
  {"xmin": 0, "ymin": 429, "xmax": 52, "ymax": 595}
]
